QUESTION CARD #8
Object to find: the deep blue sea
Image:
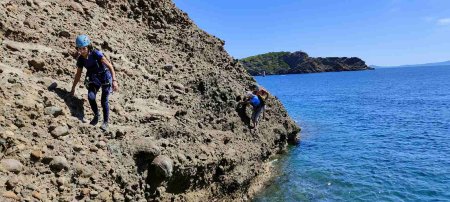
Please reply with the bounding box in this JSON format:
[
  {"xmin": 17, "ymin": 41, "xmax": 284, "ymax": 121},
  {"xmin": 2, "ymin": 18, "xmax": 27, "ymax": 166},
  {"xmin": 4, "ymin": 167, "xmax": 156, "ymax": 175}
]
[{"xmin": 254, "ymin": 66, "xmax": 450, "ymax": 202}]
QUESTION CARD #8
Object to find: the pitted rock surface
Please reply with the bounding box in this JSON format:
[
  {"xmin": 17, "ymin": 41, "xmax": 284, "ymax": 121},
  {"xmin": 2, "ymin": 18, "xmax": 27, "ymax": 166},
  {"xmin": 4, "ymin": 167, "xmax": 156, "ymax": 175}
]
[{"xmin": 0, "ymin": 0, "xmax": 300, "ymax": 201}]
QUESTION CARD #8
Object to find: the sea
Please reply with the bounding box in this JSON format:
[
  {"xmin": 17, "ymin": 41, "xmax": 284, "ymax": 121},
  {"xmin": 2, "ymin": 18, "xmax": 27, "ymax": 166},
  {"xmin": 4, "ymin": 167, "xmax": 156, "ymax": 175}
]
[{"xmin": 253, "ymin": 65, "xmax": 450, "ymax": 201}]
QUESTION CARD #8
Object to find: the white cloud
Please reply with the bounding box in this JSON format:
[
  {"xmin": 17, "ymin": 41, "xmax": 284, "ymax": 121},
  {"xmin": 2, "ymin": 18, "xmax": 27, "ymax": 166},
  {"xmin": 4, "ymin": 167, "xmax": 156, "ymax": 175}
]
[{"xmin": 437, "ymin": 18, "xmax": 450, "ymax": 25}]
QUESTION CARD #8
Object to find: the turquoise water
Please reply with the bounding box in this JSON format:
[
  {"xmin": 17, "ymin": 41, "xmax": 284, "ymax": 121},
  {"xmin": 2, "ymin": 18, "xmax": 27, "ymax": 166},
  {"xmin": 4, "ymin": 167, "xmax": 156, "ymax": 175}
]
[{"xmin": 254, "ymin": 66, "xmax": 450, "ymax": 201}]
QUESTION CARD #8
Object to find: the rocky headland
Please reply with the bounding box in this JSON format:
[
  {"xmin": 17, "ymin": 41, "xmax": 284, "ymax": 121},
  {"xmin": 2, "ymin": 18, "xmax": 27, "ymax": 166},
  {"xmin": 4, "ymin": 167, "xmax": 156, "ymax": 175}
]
[
  {"xmin": 241, "ymin": 51, "xmax": 373, "ymax": 76},
  {"xmin": 0, "ymin": 0, "xmax": 300, "ymax": 201}
]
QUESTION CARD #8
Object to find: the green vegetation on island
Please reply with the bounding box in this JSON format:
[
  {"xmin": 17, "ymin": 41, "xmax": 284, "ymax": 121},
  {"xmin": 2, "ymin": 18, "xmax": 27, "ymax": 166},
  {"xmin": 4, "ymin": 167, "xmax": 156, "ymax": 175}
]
[{"xmin": 240, "ymin": 51, "xmax": 373, "ymax": 76}]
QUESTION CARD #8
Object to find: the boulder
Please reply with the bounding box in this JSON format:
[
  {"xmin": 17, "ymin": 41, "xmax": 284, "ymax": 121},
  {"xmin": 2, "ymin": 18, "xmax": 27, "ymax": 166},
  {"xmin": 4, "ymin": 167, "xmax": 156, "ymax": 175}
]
[
  {"xmin": 150, "ymin": 155, "xmax": 173, "ymax": 178},
  {"xmin": 133, "ymin": 138, "xmax": 161, "ymax": 158}
]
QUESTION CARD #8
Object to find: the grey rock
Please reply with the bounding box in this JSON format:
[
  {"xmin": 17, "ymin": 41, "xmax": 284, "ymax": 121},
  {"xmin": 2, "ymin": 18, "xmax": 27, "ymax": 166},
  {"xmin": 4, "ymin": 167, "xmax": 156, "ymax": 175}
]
[
  {"xmin": 6, "ymin": 177, "xmax": 19, "ymax": 188},
  {"xmin": 73, "ymin": 144, "xmax": 83, "ymax": 152},
  {"xmin": 151, "ymin": 155, "xmax": 173, "ymax": 178},
  {"xmin": 90, "ymin": 190, "xmax": 99, "ymax": 196},
  {"xmin": 163, "ymin": 64, "xmax": 174, "ymax": 72},
  {"xmin": 26, "ymin": 184, "xmax": 37, "ymax": 190},
  {"xmin": 7, "ymin": 78, "xmax": 17, "ymax": 83},
  {"xmin": 98, "ymin": 191, "xmax": 111, "ymax": 201},
  {"xmin": 49, "ymin": 156, "xmax": 69, "ymax": 171},
  {"xmin": 56, "ymin": 177, "xmax": 68, "ymax": 186},
  {"xmin": 5, "ymin": 43, "xmax": 20, "ymax": 51},
  {"xmin": 156, "ymin": 186, "xmax": 166, "ymax": 195},
  {"xmin": 96, "ymin": 141, "xmax": 107, "ymax": 149},
  {"xmin": 23, "ymin": 18, "xmax": 37, "ymax": 29},
  {"xmin": 0, "ymin": 0, "xmax": 303, "ymax": 200},
  {"xmin": 177, "ymin": 153, "xmax": 188, "ymax": 164},
  {"xmin": 90, "ymin": 145, "xmax": 98, "ymax": 152},
  {"xmin": 50, "ymin": 125, "xmax": 69, "ymax": 137},
  {"xmin": 172, "ymin": 82, "xmax": 185, "ymax": 90},
  {"xmin": 158, "ymin": 94, "xmax": 170, "ymax": 103},
  {"xmin": 28, "ymin": 59, "xmax": 45, "ymax": 71},
  {"xmin": 69, "ymin": 2, "xmax": 84, "ymax": 13},
  {"xmin": 13, "ymin": 118, "xmax": 25, "ymax": 128},
  {"xmin": 44, "ymin": 106, "xmax": 63, "ymax": 117},
  {"xmin": 1, "ymin": 159, "xmax": 24, "ymax": 173},
  {"xmin": 113, "ymin": 191, "xmax": 125, "ymax": 201},
  {"xmin": 59, "ymin": 31, "xmax": 71, "ymax": 38},
  {"xmin": 134, "ymin": 138, "xmax": 161, "ymax": 158}
]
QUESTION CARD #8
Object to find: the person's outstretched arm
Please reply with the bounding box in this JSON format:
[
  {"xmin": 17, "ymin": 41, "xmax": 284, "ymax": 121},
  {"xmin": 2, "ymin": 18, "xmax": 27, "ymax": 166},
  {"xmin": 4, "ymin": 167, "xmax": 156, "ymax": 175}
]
[{"xmin": 71, "ymin": 68, "xmax": 83, "ymax": 95}]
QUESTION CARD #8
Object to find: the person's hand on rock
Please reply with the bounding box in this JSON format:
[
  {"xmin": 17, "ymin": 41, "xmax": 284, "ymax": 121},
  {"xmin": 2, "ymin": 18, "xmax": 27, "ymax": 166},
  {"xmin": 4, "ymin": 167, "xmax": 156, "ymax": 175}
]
[{"xmin": 112, "ymin": 80, "xmax": 119, "ymax": 92}]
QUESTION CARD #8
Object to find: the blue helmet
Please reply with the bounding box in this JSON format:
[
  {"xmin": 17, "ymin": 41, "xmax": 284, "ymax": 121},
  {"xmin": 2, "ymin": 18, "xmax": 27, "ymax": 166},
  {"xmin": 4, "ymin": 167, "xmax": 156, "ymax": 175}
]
[{"xmin": 75, "ymin": 34, "xmax": 91, "ymax": 48}]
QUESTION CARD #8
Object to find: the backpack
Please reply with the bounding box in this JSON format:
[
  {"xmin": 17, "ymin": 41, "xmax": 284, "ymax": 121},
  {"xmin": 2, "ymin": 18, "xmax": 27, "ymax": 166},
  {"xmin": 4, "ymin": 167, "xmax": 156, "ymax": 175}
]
[{"xmin": 257, "ymin": 95, "xmax": 265, "ymax": 106}]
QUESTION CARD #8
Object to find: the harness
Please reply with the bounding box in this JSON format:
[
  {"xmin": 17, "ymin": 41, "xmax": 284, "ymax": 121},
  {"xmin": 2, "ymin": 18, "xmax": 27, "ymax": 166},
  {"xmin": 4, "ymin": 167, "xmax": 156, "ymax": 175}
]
[{"xmin": 83, "ymin": 50, "xmax": 111, "ymax": 88}]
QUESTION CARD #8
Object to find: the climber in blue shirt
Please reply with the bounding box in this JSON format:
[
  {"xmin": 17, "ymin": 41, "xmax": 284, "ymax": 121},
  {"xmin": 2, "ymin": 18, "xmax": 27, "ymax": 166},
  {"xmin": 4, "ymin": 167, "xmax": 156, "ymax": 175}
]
[
  {"xmin": 70, "ymin": 35, "xmax": 119, "ymax": 131},
  {"xmin": 241, "ymin": 92, "xmax": 265, "ymax": 130}
]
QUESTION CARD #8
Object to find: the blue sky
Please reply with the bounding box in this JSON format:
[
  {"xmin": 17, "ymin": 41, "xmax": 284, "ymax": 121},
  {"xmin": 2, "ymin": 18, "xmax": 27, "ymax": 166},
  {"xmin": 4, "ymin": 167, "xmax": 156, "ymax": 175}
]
[{"xmin": 173, "ymin": 0, "xmax": 450, "ymax": 66}]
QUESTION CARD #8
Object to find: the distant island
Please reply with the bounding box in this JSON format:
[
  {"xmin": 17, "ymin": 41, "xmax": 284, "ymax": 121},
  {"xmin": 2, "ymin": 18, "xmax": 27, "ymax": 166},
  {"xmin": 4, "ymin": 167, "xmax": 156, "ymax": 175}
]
[
  {"xmin": 240, "ymin": 51, "xmax": 373, "ymax": 76},
  {"xmin": 371, "ymin": 60, "xmax": 450, "ymax": 68}
]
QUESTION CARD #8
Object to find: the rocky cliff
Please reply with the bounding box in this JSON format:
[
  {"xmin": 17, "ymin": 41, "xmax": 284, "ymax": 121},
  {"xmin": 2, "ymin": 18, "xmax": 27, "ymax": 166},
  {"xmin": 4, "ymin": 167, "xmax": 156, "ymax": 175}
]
[
  {"xmin": 241, "ymin": 51, "xmax": 373, "ymax": 76},
  {"xmin": 0, "ymin": 0, "xmax": 300, "ymax": 201}
]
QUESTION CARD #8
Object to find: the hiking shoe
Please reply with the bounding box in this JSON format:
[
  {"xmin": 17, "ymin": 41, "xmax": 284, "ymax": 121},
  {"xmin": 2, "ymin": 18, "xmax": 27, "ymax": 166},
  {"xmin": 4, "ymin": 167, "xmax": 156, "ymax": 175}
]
[
  {"xmin": 90, "ymin": 116, "xmax": 99, "ymax": 126},
  {"xmin": 100, "ymin": 122, "xmax": 108, "ymax": 131}
]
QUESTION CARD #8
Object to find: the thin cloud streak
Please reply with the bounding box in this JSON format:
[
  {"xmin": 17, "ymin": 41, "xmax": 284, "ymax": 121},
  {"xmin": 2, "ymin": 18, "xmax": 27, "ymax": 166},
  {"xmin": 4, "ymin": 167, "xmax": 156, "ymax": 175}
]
[{"xmin": 437, "ymin": 18, "xmax": 450, "ymax": 25}]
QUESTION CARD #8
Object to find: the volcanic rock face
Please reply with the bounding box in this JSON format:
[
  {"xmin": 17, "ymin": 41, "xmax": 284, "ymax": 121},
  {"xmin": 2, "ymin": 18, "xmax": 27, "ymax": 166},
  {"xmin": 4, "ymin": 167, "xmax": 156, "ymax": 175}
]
[
  {"xmin": 241, "ymin": 51, "xmax": 373, "ymax": 76},
  {"xmin": 0, "ymin": 0, "xmax": 299, "ymax": 201}
]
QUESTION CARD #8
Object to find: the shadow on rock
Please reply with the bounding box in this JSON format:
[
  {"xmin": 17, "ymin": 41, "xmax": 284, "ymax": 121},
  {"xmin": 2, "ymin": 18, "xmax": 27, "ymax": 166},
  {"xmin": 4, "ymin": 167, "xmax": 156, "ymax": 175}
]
[
  {"xmin": 134, "ymin": 152, "xmax": 152, "ymax": 175},
  {"xmin": 49, "ymin": 82, "xmax": 85, "ymax": 121},
  {"xmin": 236, "ymin": 103, "xmax": 251, "ymax": 128}
]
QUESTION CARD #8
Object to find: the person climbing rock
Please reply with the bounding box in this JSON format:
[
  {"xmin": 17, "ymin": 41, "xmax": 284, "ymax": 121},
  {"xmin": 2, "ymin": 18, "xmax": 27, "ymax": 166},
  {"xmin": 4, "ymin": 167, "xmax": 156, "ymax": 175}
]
[
  {"xmin": 251, "ymin": 84, "xmax": 269, "ymax": 119},
  {"xmin": 240, "ymin": 92, "xmax": 265, "ymax": 131},
  {"xmin": 70, "ymin": 34, "xmax": 119, "ymax": 131}
]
